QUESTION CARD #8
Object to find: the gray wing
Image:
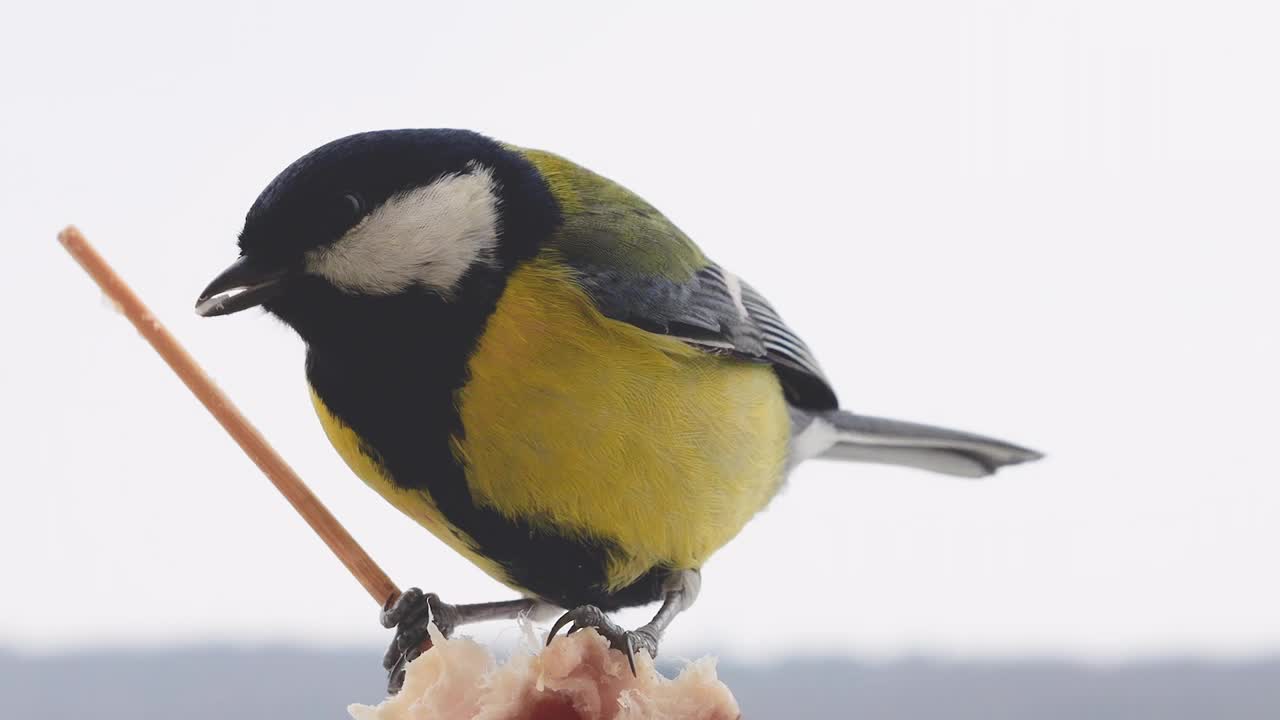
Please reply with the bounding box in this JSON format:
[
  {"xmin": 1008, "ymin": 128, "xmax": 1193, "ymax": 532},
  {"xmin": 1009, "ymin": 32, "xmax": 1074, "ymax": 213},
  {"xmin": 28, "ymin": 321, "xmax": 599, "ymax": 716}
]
[{"xmin": 572, "ymin": 263, "xmax": 840, "ymax": 410}]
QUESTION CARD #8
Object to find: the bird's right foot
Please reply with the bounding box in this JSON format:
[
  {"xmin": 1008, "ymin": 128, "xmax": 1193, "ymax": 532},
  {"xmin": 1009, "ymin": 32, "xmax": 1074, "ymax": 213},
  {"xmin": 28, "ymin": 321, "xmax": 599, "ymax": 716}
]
[
  {"xmin": 546, "ymin": 604, "xmax": 659, "ymax": 676},
  {"xmin": 380, "ymin": 588, "xmax": 460, "ymax": 693}
]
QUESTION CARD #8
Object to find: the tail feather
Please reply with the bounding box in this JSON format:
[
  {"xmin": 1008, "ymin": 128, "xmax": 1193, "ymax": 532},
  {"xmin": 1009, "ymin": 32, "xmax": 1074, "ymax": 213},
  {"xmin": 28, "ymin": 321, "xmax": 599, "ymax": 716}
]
[{"xmin": 813, "ymin": 410, "xmax": 1043, "ymax": 478}]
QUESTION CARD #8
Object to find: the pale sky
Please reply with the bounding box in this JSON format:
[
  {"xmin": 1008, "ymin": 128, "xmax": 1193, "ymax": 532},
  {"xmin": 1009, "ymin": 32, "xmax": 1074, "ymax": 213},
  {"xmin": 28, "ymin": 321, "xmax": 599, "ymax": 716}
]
[{"xmin": 3, "ymin": 1, "xmax": 1278, "ymax": 663}]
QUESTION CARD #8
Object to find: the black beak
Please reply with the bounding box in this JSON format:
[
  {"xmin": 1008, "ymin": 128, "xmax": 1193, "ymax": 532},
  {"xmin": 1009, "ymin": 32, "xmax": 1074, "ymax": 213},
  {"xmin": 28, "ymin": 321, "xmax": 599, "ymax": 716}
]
[{"xmin": 195, "ymin": 256, "xmax": 290, "ymax": 317}]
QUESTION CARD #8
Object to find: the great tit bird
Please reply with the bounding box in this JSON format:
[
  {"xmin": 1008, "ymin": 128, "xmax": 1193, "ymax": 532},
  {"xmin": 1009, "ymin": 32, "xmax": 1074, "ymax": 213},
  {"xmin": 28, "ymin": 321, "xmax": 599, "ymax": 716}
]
[{"xmin": 196, "ymin": 129, "xmax": 1041, "ymax": 691}]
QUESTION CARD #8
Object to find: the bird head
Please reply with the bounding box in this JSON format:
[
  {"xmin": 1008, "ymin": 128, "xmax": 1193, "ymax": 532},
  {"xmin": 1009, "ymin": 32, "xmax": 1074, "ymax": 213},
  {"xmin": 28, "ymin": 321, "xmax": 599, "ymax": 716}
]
[{"xmin": 195, "ymin": 129, "xmax": 559, "ymax": 344}]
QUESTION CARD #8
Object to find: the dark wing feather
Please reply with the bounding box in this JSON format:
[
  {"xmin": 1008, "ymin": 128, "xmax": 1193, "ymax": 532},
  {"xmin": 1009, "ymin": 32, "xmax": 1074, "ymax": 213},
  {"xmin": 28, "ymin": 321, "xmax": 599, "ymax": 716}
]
[
  {"xmin": 571, "ymin": 261, "xmax": 838, "ymax": 410},
  {"xmin": 736, "ymin": 279, "xmax": 838, "ymax": 409}
]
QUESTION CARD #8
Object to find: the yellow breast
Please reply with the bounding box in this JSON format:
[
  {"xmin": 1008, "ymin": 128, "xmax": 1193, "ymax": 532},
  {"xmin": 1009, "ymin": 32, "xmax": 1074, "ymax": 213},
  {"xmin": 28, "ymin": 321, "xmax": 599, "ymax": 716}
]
[{"xmin": 453, "ymin": 254, "xmax": 791, "ymax": 590}]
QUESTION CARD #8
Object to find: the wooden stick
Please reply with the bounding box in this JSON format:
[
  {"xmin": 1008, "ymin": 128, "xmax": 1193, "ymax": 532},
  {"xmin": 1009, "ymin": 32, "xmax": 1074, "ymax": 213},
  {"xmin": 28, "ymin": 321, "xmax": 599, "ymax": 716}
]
[{"xmin": 57, "ymin": 225, "xmax": 401, "ymax": 608}]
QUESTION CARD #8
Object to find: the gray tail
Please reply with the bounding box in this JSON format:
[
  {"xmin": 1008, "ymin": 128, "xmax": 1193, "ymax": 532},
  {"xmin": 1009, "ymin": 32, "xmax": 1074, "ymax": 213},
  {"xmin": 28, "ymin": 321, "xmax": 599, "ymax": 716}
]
[{"xmin": 816, "ymin": 410, "xmax": 1043, "ymax": 478}]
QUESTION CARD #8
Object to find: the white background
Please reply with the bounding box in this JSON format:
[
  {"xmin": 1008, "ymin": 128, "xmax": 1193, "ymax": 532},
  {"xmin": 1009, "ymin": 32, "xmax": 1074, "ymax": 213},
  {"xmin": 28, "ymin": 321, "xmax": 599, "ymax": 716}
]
[{"xmin": 2, "ymin": 1, "xmax": 1276, "ymax": 663}]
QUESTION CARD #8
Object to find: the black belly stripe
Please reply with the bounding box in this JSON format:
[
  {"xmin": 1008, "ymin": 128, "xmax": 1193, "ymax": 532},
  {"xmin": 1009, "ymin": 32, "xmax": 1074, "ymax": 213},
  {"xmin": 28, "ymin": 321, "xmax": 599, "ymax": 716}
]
[{"xmin": 303, "ymin": 284, "xmax": 666, "ymax": 610}]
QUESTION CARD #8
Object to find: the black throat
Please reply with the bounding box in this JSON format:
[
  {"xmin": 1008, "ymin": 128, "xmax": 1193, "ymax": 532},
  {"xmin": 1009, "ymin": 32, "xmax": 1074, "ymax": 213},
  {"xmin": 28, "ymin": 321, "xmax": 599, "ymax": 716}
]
[{"xmin": 296, "ymin": 266, "xmax": 506, "ymax": 493}]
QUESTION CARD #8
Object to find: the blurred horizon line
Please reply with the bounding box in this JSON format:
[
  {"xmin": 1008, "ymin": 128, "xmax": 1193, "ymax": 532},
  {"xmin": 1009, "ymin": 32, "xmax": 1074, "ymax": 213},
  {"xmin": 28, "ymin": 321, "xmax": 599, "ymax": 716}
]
[{"xmin": 6, "ymin": 642, "xmax": 1280, "ymax": 668}]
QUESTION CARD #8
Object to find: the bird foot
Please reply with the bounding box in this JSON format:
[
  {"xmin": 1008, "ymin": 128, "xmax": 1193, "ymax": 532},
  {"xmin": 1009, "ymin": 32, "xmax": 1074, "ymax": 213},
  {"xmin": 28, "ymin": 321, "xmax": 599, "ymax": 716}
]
[
  {"xmin": 380, "ymin": 588, "xmax": 459, "ymax": 694},
  {"xmin": 546, "ymin": 604, "xmax": 659, "ymax": 676}
]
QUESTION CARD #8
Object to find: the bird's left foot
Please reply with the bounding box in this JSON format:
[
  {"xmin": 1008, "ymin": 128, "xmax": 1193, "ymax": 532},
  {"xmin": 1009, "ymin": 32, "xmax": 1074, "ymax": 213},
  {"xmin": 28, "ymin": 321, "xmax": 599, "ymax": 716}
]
[
  {"xmin": 546, "ymin": 604, "xmax": 659, "ymax": 676},
  {"xmin": 380, "ymin": 588, "xmax": 460, "ymax": 693}
]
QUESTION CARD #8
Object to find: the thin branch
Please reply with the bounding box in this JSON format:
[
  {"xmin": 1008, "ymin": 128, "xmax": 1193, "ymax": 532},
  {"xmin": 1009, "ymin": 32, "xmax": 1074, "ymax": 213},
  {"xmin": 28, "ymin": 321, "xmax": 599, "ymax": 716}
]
[{"xmin": 57, "ymin": 225, "xmax": 401, "ymax": 608}]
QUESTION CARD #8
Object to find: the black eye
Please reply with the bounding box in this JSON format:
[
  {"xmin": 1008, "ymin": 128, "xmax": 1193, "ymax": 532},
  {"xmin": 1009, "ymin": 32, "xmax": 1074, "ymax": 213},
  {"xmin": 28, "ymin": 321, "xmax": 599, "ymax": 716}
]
[{"xmin": 342, "ymin": 192, "xmax": 365, "ymax": 218}]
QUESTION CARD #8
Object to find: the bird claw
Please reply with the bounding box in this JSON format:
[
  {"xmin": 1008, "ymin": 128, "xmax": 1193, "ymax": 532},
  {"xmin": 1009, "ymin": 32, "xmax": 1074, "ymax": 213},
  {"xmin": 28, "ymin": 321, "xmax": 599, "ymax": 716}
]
[
  {"xmin": 546, "ymin": 605, "xmax": 659, "ymax": 676},
  {"xmin": 380, "ymin": 588, "xmax": 458, "ymax": 694}
]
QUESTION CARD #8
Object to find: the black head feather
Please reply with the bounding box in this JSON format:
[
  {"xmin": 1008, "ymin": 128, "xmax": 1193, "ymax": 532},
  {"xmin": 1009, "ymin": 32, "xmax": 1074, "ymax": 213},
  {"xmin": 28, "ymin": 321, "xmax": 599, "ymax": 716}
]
[{"xmin": 239, "ymin": 128, "xmax": 558, "ymax": 268}]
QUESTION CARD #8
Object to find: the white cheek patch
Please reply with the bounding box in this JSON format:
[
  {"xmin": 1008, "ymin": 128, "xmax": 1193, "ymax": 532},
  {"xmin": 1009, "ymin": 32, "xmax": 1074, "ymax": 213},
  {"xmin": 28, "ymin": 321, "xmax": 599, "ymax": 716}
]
[{"xmin": 305, "ymin": 165, "xmax": 501, "ymax": 296}]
